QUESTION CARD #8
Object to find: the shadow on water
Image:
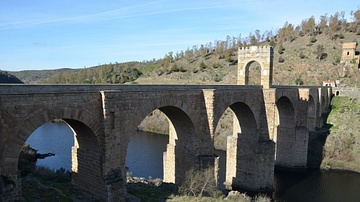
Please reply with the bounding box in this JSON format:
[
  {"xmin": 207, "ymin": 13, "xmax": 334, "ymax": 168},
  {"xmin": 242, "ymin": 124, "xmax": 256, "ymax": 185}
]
[{"xmin": 273, "ymin": 169, "xmax": 360, "ymax": 202}]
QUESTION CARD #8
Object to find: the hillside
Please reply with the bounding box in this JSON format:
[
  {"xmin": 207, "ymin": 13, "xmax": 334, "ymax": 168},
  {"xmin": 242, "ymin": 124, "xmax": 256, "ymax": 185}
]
[
  {"xmin": 6, "ymin": 10, "xmax": 359, "ymax": 86},
  {"xmin": 322, "ymin": 96, "xmax": 360, "ymax": 172},
  {"xmin": 9, "ymin": 68, "xmax": 77, "ymax": 84},
  {"xmin": 10, "ymin": 32, "xmax": 360, "ymax": 87},
  {"xmin": 0, "ymin": 70, "xmax": 23, "ymax": 83}
]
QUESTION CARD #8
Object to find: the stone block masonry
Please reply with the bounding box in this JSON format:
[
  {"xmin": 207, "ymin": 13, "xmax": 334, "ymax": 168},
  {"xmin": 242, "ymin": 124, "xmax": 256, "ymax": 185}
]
[{"xmin": 0, "ymin": 83, "xmax": 330, "ymax": 201}]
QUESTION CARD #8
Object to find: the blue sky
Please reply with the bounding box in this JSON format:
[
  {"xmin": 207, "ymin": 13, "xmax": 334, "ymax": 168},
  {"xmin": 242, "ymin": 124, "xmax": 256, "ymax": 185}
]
[{"xmin": 1, "ymin": 0, "xmax": 359, "ymax": 71}]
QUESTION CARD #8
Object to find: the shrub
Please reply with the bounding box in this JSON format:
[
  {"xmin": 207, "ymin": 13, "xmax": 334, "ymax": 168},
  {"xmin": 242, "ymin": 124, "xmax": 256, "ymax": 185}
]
[
  {"xmin": 278, "ymin": 43, "xmax": 284, "ymax": 54},
  {"xmin": 269, "ymin": 40, "xmax": 276, "ymax": 47},
  {"xmin": 299, "ymin": 51, "xmax": 306, "ymax": 59},
  {"xmin": 171, "ymin": 64, "xmax": 180, "ymax": 72},
  {"xmin": 310, "ymin": 36, "xmax": 317, "ymax": 43},
  {"xmin": 225, "ymin": 49, "xmax": 233, "ymax": 62},
  {"xmin": 178, "ymin": 167, "xmax": 218, "ymax": 198},
  {"xmin": 333, "ymin": 57, "xmax": 341, "ymax": 65},
  {"xmin": 254, "ymin": 194, "xmax": 272, "ymax": 202},
  {"xmin": 199, "ymin": 61, "xmax": 207, "ymax": 71},
  {"xmin": 278, "ymin": 56, "xmax": 285, "ymax": 63},
  {"xmin": 356, "ymin": 27, "xmax": 360, "ymax": 35},
  {"xmin": 213, "ymin": 74, "xmax": 222, "ymax": 82},
  {"xmin": 295, "ymin": 77, "xmax": 304, "ymax": 85},
  {"xmin": 212, "ymin": 62, "xmax": 222, "ymax": 69}
]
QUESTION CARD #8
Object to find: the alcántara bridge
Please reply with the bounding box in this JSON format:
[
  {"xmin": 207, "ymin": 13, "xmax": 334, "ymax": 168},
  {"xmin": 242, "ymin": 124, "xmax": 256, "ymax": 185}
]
[{"xmin": 0, "ymin": 46, "xmax": 331, "ymax": 201}]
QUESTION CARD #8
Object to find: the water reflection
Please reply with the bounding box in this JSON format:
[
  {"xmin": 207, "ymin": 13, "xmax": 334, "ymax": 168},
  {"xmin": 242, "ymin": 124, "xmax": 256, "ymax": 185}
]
[
  {"xmin": 25, "ymin": 121, "xmax": 74, "ymax": 170},
  {"xmin": 125, "ymin": 131, "xmax": 168, "ymax": 179},
  {"xmin": 274, "ymin": 169, "xmax": 360, "ymax": 202}
]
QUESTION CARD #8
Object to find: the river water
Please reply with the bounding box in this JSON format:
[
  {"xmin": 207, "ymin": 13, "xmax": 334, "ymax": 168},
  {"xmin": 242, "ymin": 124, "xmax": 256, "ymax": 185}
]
[{"xmin": 25, "ymin": 122, "xmax": 360, "ymax": 201}]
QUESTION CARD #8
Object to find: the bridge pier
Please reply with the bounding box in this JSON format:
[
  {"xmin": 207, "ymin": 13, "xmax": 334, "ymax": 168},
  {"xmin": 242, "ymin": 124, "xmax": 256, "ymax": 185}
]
[
  {"xmin": 224, "ymin": 134, "xmax": 275, "ymax": 192},
  {"xmin": 275, "ymin": 126, "xmax": 309, "ymax": 168}
]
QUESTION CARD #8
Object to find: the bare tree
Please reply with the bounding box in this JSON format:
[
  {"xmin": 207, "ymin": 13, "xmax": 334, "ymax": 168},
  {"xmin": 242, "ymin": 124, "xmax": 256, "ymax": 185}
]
[{"xmin": 178, "ymin": 167, "xmax": 218, "ymax": 198}]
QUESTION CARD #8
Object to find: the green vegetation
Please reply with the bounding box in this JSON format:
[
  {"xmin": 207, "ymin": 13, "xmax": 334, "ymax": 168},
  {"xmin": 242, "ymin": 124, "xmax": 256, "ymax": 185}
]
[
  {"xmin": 21, "ymin": 167, "xmax": 74, "ymax": 202},
  {"xmin": 0, "ymin": 70, "xmax": 23, "ymax": 83},
  {"xmin": 44, "ymin": 62, "xmax": 143, "ymax": 84},
  {"xmin": 322, "ymin": 96, "xmax": 360, "ymax": 172}
]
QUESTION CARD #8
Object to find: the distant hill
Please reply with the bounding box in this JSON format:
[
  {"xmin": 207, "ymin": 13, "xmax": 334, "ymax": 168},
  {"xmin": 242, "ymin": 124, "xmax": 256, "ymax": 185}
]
[
  {"xmin": 6, "ymin": 9, "xmax": 360, "ymax": 86},
  {"xmin": 9, "ymin": 68, "xmax": 77, "ymax": 84},
  {"xmin": 0, "ymin": 71, "xmax": 23, "ymax": 83}
]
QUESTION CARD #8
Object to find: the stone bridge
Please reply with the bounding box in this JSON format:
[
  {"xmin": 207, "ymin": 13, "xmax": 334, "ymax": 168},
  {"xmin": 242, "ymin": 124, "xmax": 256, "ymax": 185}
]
[{"xmin": 0, "ymin": 46, "xmax": 332, "ymax": 201}]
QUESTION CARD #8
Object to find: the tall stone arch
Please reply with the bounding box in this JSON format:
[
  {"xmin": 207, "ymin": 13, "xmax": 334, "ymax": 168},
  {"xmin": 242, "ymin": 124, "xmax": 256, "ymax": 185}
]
[{"xmin": 237, "ymin": 46, "xmax": 274, "ymax": 88}]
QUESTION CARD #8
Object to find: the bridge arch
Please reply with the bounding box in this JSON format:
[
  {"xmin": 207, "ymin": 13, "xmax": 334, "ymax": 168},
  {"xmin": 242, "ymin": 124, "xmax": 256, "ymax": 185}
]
[
  {"xmin": 274, "ymin": 96, "xmax": 296, "ymax": 167},
  {"xmin": 126, "ymin": 100, "xmax": 202, "ymax": 185},
  {"xmin": 225, "ymin": 102, "xmax": 258, "ymax": 187},
  {"xmin": 307, "ymin": 95, "xmax": 317, "ymax": 130},
  {"xmin": 2, "ymin": 107, "xmax": 105, "ymax": 200},
  {"xmin": 222, "ymin": 101, "xmax": 273, "ymax": 191},
  {"xmin": 242, "ymin": 60, "xmax": 262, "ymax": 85}
]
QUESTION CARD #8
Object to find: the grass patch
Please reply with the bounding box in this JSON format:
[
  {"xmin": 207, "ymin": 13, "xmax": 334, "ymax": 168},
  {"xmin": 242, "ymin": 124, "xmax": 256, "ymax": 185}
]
[
  {"xmin": 128, "ymin": 188, "xmax": 171, "ymax": 202},
  {"xmin": 330, "ymin": 96, "xmax": 360, "ymax": 114}
]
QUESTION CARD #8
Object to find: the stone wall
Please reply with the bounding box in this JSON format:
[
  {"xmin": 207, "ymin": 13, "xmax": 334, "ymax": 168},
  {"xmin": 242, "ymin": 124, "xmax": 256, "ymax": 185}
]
[
  {"xmin": 0, "ymin": 84, "xmax": 331, "ymax": 201},
  {"xmin": 237, "ymin": 46, "xmax": 274, "ymax": 88}
]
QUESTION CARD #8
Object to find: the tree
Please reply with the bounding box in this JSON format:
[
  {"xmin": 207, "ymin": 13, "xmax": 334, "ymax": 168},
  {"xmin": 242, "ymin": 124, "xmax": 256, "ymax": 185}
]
[
  {"xmin": 255, "ymin": 29, "xmax": 261, "ymax": 45},
  {"xmin": 225, "ymin": 49, "xmax": 233, "ymax": 62},
  {"xmin": 277, "ymin": 22, "xmax": 294, "ymax": 42},
  {"xmin": 301, "ymin": 16, "xmax": 315, "ymax": 35},
  {"xmin": 310, "ymin": 36, "xmax": 317, "ymax": 43},
  {"xmin": 185, "ymin": 48, "xmax": 194, "ymax": 62},
  {"xmin": 327, "ymin": 12, "xmax": 340, "ymax": 39},
  {"xmin": 178, "ymin": 167, "xmax": 218, "ymax": 198},
  {"xmin": 200, "ymin": 44, "xmax": 207, "ymax": 58},
  {"xmin": 199, "ymin": 61, "xmax": 207, "ymax": 71},
  {"xmin": 318, "ymin": 14, "xmax": 328, "ymax": 34},
  {"xmin": 314, "ymin": 44, "xmax": 325, "ymax": 60},
  {"xmin": 278, "ymin": 56, "xmax": 285, "ymax": 63},
  {"xmin": 351, "ymin": 9, "xmax": 360, "ymax": 24},
  {"xmin": 357, "ymin": 26, "xmax": 360, "ymax": 35},
  {"xmin": 295, "ymin": 77, "xmax": 304, "ymax": 85},
  {"xmin": 225, "ymin": 35, "xmax": 231, "ymax": 50},
  {"xmin": 215, "ymin": 41, "xmax": 225, "ymax": 59},
  {"xmin": 249, "ymin": 34, "xmax": 257, "ymax": 45},
  {"xmin": 278, "ymin": 43, "xmax": 284, "ymax": 54},
  {"xmin": 269, "ymin": 40, "xmax": 276, "ymax": 47},
  {"xmin": 237, "ymin": 34, "xmax": 243, "ymax": 47}
]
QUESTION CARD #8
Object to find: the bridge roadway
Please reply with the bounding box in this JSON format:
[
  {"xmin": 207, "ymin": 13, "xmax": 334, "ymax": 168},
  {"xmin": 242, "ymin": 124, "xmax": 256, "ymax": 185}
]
[{"xmin": 0, "ymin": 84, "xmax": 331, "ymax": 201}]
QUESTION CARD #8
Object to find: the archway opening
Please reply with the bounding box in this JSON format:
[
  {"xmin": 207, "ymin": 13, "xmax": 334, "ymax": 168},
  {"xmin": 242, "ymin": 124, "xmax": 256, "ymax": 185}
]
[
  {"xmin": 213, "ymin": 107, "xmax": 233, "ymax": 189},
  {"xmin": 245, "ymin": 60, "xmax": 262, "ymax": 85},
  {"xmin": 20, "ymin": 120, "xmax": 73, "ymax": 172},
  {"xmin": 126, "ymin": 109, "xmax": 169, "ymax": 180},
  {"xmin": 307, "ymin": 96, "xmax": 316, "ymax": 130},
  {"xmin": 214, "ymin": 102, "xmax": 258, "ymax": 190},
  {"xmin": 126, "ymin": 106, "xmax": 197, "ymax": 185},
  {"xmin": 18, "ymin": 118, "xmax": 103, "ymax": 201},
  {"xmin": 275, "ymin": 96, "xmax": 296, "ymax": 166}
]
